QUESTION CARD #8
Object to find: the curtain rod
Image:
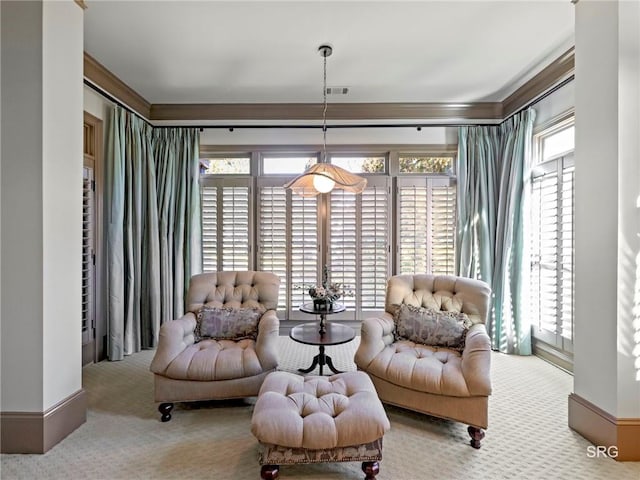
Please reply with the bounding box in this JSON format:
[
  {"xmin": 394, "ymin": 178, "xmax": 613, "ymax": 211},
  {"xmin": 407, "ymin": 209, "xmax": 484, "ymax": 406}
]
[
  {"xmin": 159, "ymin": 123, "xmax": 483, "ymax": 130},
  {"xmin": 509, "ymin": 74, "xmax": 575, "ymax": 121},
  {"xmin": 84, "ymin": 79, "xmax": 154, "ymax": 127}
]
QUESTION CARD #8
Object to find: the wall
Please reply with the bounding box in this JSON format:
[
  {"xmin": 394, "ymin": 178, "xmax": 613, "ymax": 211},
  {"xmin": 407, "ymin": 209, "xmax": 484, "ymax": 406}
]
[
  {"xmin": 84, "ymin": 85, "xmax": 112, "ymax": 121},
  {"xmin": 533, "ymin": 80, "xmax": 574, "ymax": 128},
  {"xmin": 574, "ymin": 0, "xmax": 640, "ymax": 419},
  {"xmin": 1, "ymin": 0, "xmax": 83, "ymax": 414},
  {"xmin": 1, "ymin": 0, "xmax": 45, "ymax": 412},
  {"xmin": 574, "ymin": 0, "xmax": 621, "ymax": 417},
  {"xmin": 199, "ymin": 124, "xmax": 457, "ymax": 147},
  {"xmin": 42, "ymin": 0, "xmax": 84, "ymax": 411},
  {"xmin": 615, "ymin": 0, "xmax": 640, "ymax": 418}
]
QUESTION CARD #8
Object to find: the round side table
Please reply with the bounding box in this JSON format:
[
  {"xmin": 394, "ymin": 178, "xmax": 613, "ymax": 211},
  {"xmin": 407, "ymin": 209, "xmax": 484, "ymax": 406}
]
[
  {"xmin": 289, "ymin": 322, "xmax": 355, "ymax": 376},
  {"xmin": 299, "ymin": 302, "xmax": 345, "ymax": 335}
]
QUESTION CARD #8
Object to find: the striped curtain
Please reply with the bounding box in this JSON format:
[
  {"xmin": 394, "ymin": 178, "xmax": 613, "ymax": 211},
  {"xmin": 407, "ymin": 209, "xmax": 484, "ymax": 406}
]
[
  {"xmin": 106, "ymin": 107, "xmax": 200, "ymax": 360},
  {"xmin": 456, "ymin": 108, "xmax": 536, "ymax": 355}
]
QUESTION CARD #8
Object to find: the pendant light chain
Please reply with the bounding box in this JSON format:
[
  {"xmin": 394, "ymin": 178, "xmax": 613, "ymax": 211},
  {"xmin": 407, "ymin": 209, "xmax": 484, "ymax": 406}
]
[{"xmin": 322, "ymin": 50, "xmax": 328, "ymax": 163}]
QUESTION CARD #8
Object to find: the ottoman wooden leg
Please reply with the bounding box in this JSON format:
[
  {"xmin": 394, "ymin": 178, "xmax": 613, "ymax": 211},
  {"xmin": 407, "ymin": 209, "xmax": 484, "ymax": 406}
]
[
  {"xmin": 260, "ymin": 464, "xmax": 279, "ymax": 479},
  {"xmin": 362, "ymin": 461, "xmax": 380, "ymax": 479}
]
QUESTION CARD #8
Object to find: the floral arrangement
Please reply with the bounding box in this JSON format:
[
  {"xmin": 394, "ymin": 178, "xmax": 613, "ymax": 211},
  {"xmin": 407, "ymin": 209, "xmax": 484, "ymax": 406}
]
[{"xmin": 296, "ymin": 265, "xmax": 353, "ymax": 304}]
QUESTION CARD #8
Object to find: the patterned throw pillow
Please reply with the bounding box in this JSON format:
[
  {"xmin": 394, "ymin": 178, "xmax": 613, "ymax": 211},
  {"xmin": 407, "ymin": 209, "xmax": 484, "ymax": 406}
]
[
  {"xmin": 393, "ymin": 303, "xmax": 473, "ymax": 351},
  {"xmin": 195, "ymin": 306, "xmax": 263, "ymax": 342}
]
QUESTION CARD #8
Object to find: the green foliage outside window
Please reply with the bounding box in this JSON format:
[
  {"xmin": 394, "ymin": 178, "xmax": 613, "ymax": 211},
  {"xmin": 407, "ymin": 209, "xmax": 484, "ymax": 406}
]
[
  {"xmin": 202, "ymin": 158, "xmax": 250, "ymax": 174},
  {"xmin": 399, "ymin": 156, "xmax": 453, "ymax": 174},
  {"xmin": 360, "ymin": 158, "xmax": 385, "ymax": 173}
]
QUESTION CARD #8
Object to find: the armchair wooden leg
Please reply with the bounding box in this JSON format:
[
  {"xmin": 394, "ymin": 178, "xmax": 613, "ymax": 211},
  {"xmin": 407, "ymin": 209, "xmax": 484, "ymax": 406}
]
[
  {"xmin": 158, "ymin": 402, "xmax": 174, "ymax": 422},
  {"xmin": 467, "ymin": 426, "xmax": 485, "ymax": 449},
  {"xmin": 362, "ymin": 461, "xmax": 380, "ymax": 479},
  {"xmin": 260, "ymin": 464, "xmax": 279, "ymax": 479}
]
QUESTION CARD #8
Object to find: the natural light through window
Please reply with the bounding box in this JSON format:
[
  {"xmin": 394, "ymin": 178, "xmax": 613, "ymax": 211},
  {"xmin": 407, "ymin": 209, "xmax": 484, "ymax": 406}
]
[
  {"xmin": 331, "ymin": 157, "xmax": 385, "ymax": 173},
  {"xmin": 202, "ymin": 157, "xmax": 251, "ymax": 174},
  {"xmin": 263, "ymin": 157, "xmax": 316, "ymax": 174},
  {"xmin": 542, "ymin": 126, "xmax": 574, "ymax": 161}
]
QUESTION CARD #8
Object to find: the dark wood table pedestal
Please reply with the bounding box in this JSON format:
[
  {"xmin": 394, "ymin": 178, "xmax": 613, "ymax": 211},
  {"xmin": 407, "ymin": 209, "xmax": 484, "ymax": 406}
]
[{"xmin": 289, "ymin": 320, "xmax": 355, "ymax": 376}]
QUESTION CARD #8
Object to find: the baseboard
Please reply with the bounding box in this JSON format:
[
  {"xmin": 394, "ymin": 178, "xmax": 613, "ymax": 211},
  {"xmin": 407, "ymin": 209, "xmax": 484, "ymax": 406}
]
[
  {"xmin": 532, "ymin": 338, "xmax": 573, "ymax": 373},
  {"xmin": 568, "ymin": 393, "xmax": 640, "ymax": 461},
  {"xmin": 1, "ymin": 389, "xmax": 87, "ymax": 454}
]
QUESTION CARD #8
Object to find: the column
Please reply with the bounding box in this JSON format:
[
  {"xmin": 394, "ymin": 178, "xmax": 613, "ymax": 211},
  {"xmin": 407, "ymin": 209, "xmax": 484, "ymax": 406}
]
[
  {"xmin": 571, "ymin": 0, "xmax": 640, "ymax": 461},
  {"xmin": 1, "ymin": 0, "xmax": 86, "ymax": 453}
]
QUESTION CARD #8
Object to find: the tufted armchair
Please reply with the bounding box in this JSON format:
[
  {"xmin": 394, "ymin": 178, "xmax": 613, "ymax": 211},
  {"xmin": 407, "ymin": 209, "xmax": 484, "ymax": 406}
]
[
  {"xmin": 150, "ymin": 271, "xmax": 280, "ymax": 421},
  {"xmin": 355, "ymin": 274, "xmax": 492, "ymax": 448}
]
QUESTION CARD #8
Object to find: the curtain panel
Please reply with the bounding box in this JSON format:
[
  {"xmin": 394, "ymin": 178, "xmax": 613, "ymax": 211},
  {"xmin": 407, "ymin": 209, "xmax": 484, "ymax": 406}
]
[
  {"xmin": 106, "ymin": 107, "xmax": 201, "ymax": 360},
  {"xmin": 456, "ymin": 108, "xmax": 536, "ymax": 355}
]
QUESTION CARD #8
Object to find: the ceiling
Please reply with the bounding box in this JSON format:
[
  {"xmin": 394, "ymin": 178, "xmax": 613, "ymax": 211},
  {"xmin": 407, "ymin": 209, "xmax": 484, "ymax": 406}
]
[{"xmin": 83, "ymin": 1, "xmax": 575, "ymax": 106}]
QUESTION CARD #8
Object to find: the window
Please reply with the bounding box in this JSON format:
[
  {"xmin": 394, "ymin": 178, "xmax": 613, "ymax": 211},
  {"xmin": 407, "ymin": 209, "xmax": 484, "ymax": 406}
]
[
  {"xmin": 530, "ymin": 119, "xmax": 575, "ymax": 367},
  {"xmin": 201, "ymin": 157, "xmax": 251, "ymax": 174},
  {"xmin": 329, "ymin": 177, "xmax": 390, "ymax": 317},
  {"xmin": 263, "ymin": 156, "xmax": 315, "ymax": 174},
  {"xmin": 257, "ymin": 177, "xmax": 319, "ymax": 312},
  {"xmin": 199, "ymin": 151, "xmax": 457, "ymax": 320},
  {"xmin": 331, "ymin": 156, "xmax": 386, "ymax": 173},
  {"xmin": 399, "ymin": 155, "xmax": 454, "ymax": 174},
  {"xmin": 201, "ymin": 176, "xmax": 252, "ymax": 272},
  {"xmin": 397, "ymin": 177, "xmax": 456, "ymax": 275}
]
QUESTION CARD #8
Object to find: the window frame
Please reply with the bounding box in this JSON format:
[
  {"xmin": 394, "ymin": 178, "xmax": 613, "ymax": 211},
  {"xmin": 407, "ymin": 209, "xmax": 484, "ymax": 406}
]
[
  {"xmin": 198, "ymin": 146, "xmax": 458, "ymax": 321},
  {"xmin": 530, "ymin": 113, "xmax": 575, "ymax": 368}
]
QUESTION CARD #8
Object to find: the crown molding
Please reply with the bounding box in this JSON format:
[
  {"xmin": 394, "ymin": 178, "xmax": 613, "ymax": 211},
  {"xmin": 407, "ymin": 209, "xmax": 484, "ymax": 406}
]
[
  {"xmin": 85, "ymin": 48, "xmax": 575, "ymax": 125},
  {"xmin": 83, "ymin": 52, "xmax": 151, "ymax": 119},
  {"xmin": 150, "ymin": 102, "xmax": 503, "ymax": 122},
  {"xmin": 502, "ymin": 47, "xmax": 575, "ymax": 118},
  {"xmin": 74, "ymin": 0, "xmax": 87, "ymax": 10}
]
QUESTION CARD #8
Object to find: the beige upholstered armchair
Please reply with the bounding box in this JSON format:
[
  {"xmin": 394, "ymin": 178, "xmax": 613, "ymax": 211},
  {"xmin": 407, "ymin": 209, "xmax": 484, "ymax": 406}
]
[
  {"xmin": 150, "ymin": 271, "xmax": 280, "ymax": 421},
  {"xmin": 355, "ymin": 274, "xmax": 492, "ymax": 448}
]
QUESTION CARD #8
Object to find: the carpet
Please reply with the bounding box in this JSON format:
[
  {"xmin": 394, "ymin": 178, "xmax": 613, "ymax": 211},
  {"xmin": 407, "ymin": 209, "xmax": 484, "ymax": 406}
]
[{"xmin": 2, "ymin": 336, "xmax": 638, "ymax": 479}]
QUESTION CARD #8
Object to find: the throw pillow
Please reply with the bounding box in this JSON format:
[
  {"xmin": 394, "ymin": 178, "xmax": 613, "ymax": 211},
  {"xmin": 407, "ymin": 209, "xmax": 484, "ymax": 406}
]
[
  {"xmin": 393, "ymin": 303, "xmax": 473, "ymax": 351},
  {"xmin": 195, "ymin": 306, "xmax": 263, "ymax": 342}
]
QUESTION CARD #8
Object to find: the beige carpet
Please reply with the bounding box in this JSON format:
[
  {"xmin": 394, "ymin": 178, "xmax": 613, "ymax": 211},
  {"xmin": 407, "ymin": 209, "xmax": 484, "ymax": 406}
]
[{"xmin": 2, "ymin": 336, "xmax": 639, "ymax": 480}]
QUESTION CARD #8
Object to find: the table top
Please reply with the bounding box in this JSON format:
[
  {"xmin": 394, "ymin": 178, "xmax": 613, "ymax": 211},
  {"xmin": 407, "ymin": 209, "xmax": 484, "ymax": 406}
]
[
  {"xmin": 289, "ymin": 322, "xmax": 356, "ymax": 346},
  {"xmin": 299, "ymin": 302, "xmax": 346, "ymax": 315}
]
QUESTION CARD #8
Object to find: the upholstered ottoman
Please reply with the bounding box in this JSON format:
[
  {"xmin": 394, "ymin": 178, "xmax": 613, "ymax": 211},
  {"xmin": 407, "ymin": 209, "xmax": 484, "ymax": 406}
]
[{"xmin": 251, "ymin": 371, "xmax": 390, "ymax": 479}]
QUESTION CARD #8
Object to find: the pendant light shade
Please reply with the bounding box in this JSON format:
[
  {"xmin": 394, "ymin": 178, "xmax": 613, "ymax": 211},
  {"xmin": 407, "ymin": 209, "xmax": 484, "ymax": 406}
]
[
  {"xmin": 283, "ymin": 162, "xmax": 368, "ymax": 197},
  {"xmin": 284, "ymin": 44, "xmax": 367, "ymax": 196}
]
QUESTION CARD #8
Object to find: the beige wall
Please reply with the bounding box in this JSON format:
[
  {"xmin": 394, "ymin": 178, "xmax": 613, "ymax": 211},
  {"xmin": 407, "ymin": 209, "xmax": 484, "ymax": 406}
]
[
  {"xmin": 198, "ymin": 124, "xmax": 458, "ymax": 147},
  {"xmin": 0, "ymin": 0, "xmax": 83, "ymax": 413},
  {"xmin": 83, "ymin": 85, "xmax": 112, "ymax": 121},
  {"xmin": 42, "ymin": 0, "xmax": 84, "ymax": 411},
  {"xmin": 1, "ymin": 0, "xmax": 46, "ymax": 412},
  {"xmin": 574, "ymin": 0, "xmax": 640, "ymax": 418}
]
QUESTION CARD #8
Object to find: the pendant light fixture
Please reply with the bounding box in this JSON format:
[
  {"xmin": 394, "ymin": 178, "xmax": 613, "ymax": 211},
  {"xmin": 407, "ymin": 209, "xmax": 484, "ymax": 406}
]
[{"xmin": 284, "ymin": 44, "xmax": 367, "ymax": 197}]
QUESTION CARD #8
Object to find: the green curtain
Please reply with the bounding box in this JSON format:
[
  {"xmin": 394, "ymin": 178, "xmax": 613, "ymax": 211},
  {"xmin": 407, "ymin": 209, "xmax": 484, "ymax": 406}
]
[
  {"xmin": 106, "ymin": 107, "xmax": 200, "ymax": 360},
  {"xmin": 456, "ymin": 108, "xmax": 535, "ymax": 355}
]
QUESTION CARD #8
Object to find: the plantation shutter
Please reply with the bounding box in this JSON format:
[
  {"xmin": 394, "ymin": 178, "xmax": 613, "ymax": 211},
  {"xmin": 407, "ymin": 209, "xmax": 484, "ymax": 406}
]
[
  {"xmin": 530, "ymin": 153, "xmax": 573, "ymax": 349},
  {"xmin": 397, "ymin": 177, "xmax": 456, "ymax": 275},
  {"xmin": 201, "ymin": 179, "xmax": 252, "ymax": 272},
  {"xmin": 531, "ymin": 169, "xmax": 558, "ymax": 336},
  {"xmin": 290, "ymin": 193, "xmax": 318, "ymax": 310},
  {"xmin": 560, "ymin": 160, "xmax": 574, "ymax": 342},
  {"xmin": 257, "ymin": 180, "xmax": 319, "ymax": 313},
  {"xmin": 258, "ymin": 185, "xmax": 288, "ymax": 309},
  {"xmin": 201, "ymin": 186, "xmax": 218, "ymax": 272},
  {"xmin": 329, "ymin": 177, "xmax": 390, "ymax": 315},
  {"xmin": 82, "ymin": 167, "xmax": 95, "ymax": 345}
]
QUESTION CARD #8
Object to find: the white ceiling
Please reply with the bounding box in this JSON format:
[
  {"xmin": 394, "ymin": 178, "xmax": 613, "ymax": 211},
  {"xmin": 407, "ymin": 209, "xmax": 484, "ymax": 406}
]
[{"xmin": 83, "ymin": 1, "xmax": 575, "ymax": 105}]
